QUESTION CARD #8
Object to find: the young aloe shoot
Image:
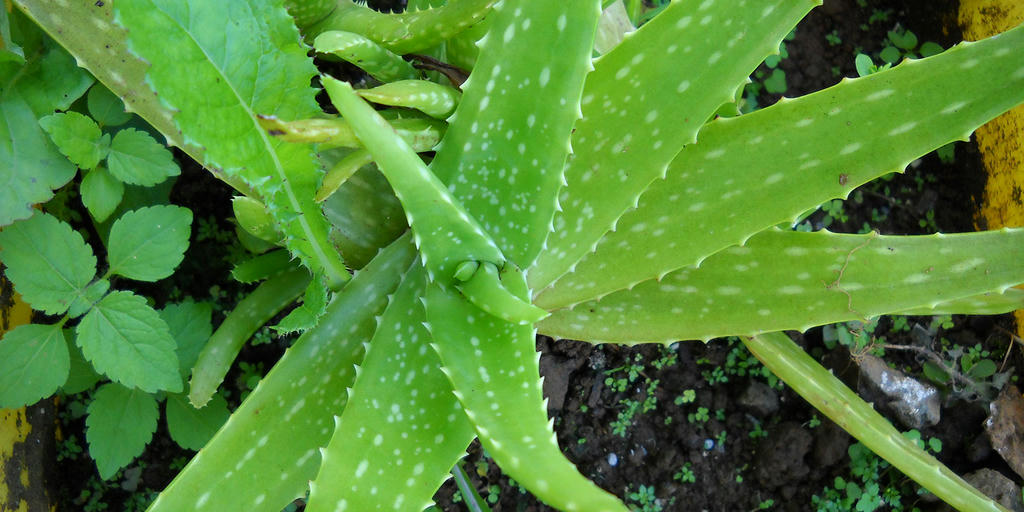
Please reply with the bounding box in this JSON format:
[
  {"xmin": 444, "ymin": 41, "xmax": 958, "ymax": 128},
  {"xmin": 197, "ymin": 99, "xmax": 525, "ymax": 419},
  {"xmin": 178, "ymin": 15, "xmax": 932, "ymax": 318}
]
[{"xmin": 321, "ymin": 76, "xmax": 547, "ymax": 325}]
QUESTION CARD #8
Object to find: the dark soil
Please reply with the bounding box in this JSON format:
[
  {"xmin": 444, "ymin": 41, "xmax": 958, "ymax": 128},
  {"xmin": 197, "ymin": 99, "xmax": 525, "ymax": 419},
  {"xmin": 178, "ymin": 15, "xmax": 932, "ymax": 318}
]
[{"xmin": 45, "ymin": 1, "xmax": 1022, "ymax": 511}]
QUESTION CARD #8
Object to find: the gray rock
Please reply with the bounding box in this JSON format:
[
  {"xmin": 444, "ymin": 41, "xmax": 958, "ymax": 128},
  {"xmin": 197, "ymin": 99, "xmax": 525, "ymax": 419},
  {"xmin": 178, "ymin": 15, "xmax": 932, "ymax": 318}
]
[
  {"xmin": 857, "ymin": 354, "xmax": 941, "ymax": 429},
  {"xmin": 737, "ymin": 381, "xmax": 779, "ymax": 418},
  {"xmin": 963, "ymin": 468, "xmax": 1024, "ymax": 512}
]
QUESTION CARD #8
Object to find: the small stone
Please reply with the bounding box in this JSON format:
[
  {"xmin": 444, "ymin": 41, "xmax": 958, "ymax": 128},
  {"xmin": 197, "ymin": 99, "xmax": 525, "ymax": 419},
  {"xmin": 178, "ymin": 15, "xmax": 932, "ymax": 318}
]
[
  {"xmin": 985, "ymin": 385, "xmax": 1024, "ymax": 480},
  {"xmin": 962, "ymin": 468, "xmax": 1024, "ymax": 512},
  {"xmin": 607, "ymin": 453, "xmax": 618, "ymax": 467},
  {"xmin": 737, "ymin": 381, "xmax": 779, "ymax": 417}
]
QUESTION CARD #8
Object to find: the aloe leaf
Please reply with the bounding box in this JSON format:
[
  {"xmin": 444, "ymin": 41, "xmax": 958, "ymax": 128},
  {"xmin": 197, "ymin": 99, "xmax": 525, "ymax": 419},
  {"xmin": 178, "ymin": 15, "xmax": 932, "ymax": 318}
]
[
  {"xmin": 537, "ymin": 22, "xmax": 1024, "ymax": 308},
  {"xmin": 313, "ymin": 30, "xmax": 420, "ymax": 83},
  {"xmin": 307, "ymin": 0, "xmax": 497, "ymax": 55},
  {"xmin": 896, "ymin": 288, "xmax": 1024, "ymax": 316},
  {"xmin": 321, "ymin": 163, "xmax": 407, "ymax": 269},
  {"xmin": 357, "ymin": 80, "xmax": 459, "ymax": 119},
  {"xmin": 114, "ymin": 0, "xmax": 350, "ymax": 289},
  {"xmin": 188, "ymin": 268, "xmax": 310, "ymax": 408},
  {"xmin": 316, "ymin": 149, "xmax": 373, "ymax": 203},
  {"xmin": 231, "ymin": 249, "xmax": 300, "ymax": 284},
  {"xmin": 429, "ymin": 0, "xmax": 600, "ymax": 268},
  {"xmin": 743, "ymin": 331, "xmax": 1008, "ymax": 512},
  {"xmin": 528, "ymin": 0, "xmax": 818, "ymax": 291},
  {"xmin": 539, "ymin": 229, "xmax": 1024, "ymax": 343},
  {"xmin": 259, "ymin": 113, "xmax": 446, "ymax": 151},
  {"xmin": 148, "ymin": 235, "xmax": 415, "ymax": 512},
  {"xmin": 306, "ymin": 263, "xmax": 476, "ymax": 512},
  {"xmin": 425, "ymin": 273, "xmax": 628, "ymax": 512}
]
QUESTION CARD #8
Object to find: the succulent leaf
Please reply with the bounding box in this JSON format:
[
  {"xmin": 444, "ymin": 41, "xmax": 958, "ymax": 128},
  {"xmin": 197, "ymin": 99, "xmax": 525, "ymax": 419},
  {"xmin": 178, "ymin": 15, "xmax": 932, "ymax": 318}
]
[
  {"xmin": 744, "ymin": 332, "xmax": 1006, "ymax": 512},
  {"xmin": 539, "ymin": 228, "xmax": 1024, "ymax": 343},
  {"xmin": 430, "ymin": 0, "xmax": 601, "ymax": 268},
  {"xmin": 148, "ymin": 235, "xmax": 415, "ymax": 512},
  {"xmin": 425, "ymin": 269, "xmax": 628, "ymax": 512},
  {"xmin": 114, "ymin": 0, "xmax": 350, "ymax": 289},
  {"xmin": 357, "ymin": 79, "xmax": 460, "ymax": 119},
  {"xmin": 307, "ymin": 0, "xmax": 498, "ymax": 55},
  {"xmin": 314, "ymin": 30, "xmax": 421, "ymax": 83},
  {"xmin": 528, "ymin": 0, "xmax": 820, "ymax": 291},
  {"xmin": 537, "ymin": 23, "xmax": 1024, "ymax": 307},
  {"xmin": 306, "ymin": 263, "xmax": 476, "ymax": 512},
  {"xmin": 188, "ymin": 268, "xmax": 311, "ymax": 407}
]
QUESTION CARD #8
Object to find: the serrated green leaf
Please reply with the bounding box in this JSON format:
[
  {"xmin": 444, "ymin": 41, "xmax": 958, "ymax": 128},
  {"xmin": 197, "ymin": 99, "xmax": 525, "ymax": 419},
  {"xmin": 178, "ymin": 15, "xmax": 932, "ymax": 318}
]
[
  {"xmin": 429, "ymin": 0, "xmax": 600, "ymax": 268},
  {"xmin": 232, "ymin": 196, "xmax": 281, "ymax": 244},
  {"xmin": 150, "ymin": 236, "xmax": 414, "ymax": 512},
  {"xmin": 539, "ymin": 229, "xmax": 1024, "ymax": 343},
  {"xmin": 535, "ymin": 24, "xmax": 1024, "ymax": 309},
  {"xmin": 86, "ymin": 382, "xmax": 158, "ymax": 479},
  {"xmin": 38, "ymin": 111, "xmax": 109, "ymax": 169},
  {"xmin": 81, "ymin": 166, "xmax": 125, "ymax": 222},
  {"xmin": 165, "ymin": 393, "xmax": 229, "ymax": 451},
  {"xmin": 160, "ymin": 301, "xmax": 213, "ymax": 379},
  {"xmin": 425, "ymin": 270, "xmax": 628, "ymax": 512},
  {"xmin": 114, "ymin": 0, "xmax": 350, "ymax": 289},
  {"xmin": 529, "ymin": 0, "xmax": 817, "ymax": 291},
  {"xmin": 231, "ymin": 249, "xmax": 298, "ymax": 284},
  {"xmin": 77, "ymin": 291, "xmax": 181, "ymax": 393},
  {"xmin": 0, "ymin": 211, "xmax": 96, "ymax": 315},
  {"xmin": 271, "ymin": 279, "xmax": 327, "ymax": 334},
  {"xmin": 0, "ymin": 323, "xmax": 68, "ymax": 408},
  {"xmin": 188, "ymin": 269, "xmax": 309, "ymax": 408},
  {"xmin": 62, "ymin": 329, "xmax": 102, "ymax": 394},
  {"xmin": 86, "ymin": 83, "xmax": 133, "ymax": 127},
  {"xmin": 0, "ymin": 93, "xmax": 78, "ymax": 226},
  {"xmin": 107, "ymin": 205, "xmax": 192, "ymax": 281},
  {"xmin": 67, "ymin": 278, "xmax": 110, "ymax": 319},
  {"xmin": 105, "ymin": 128, "xmax": 180, "ymax": 186},
  {"xmin": 306, "ymin": 264, "xmax": 475, "ymax": 512}
]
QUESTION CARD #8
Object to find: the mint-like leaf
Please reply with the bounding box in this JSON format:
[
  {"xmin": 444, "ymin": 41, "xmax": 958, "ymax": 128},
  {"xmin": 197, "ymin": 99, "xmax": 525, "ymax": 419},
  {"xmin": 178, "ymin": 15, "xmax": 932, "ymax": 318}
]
[
  {"xmin": 38, "ymin": 111, "xmax": 110, "ymax": 170},
  {"xmin": 107, "ymin": 206, "xmax": 192, "ymax": 282},
  {"xmin": 165, "ymin": 393, "xmax": 229, "ymax": 451},
  {"xmin": 67, "ymin": 279, "xmax": 110, "ymax": 319},
  {"xmin": 0, "ymin": 323, "xmax": 69, "ymax": 408},
  {"xmin": 85, "ymin": 382, "xmax": 158, "ymax": 479},
  {"xmin": 86, "ymin": 84, "xmax": 133, "ymax": 128},
  {"xmin": 106, "ymin": 128, "xmax": 180, "ymax": 186},
  {"xmin": 62, "ymin": 329, "xmax": 102, "ymax": 394},
  {"xmin": 0, "ymin": 212, "xmax": 96, "ymax": 315},
  {"xmin": 76, "ymin": 291, "xmax": 181, "ymax": 393},
  {"xmin": 80, "ymin": 166, "xmax": 124, "ymax": 222},
  {"xmin": 160, "ymin": 301, "xmax": 212, "ymax": 378}
]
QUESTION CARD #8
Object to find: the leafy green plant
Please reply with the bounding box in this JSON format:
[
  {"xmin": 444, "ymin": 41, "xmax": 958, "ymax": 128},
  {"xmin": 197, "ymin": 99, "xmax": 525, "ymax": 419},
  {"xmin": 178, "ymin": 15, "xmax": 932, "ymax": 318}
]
[{"xmin": 2, "ymin": 1, "xmax": 1024, "ymax": 511}]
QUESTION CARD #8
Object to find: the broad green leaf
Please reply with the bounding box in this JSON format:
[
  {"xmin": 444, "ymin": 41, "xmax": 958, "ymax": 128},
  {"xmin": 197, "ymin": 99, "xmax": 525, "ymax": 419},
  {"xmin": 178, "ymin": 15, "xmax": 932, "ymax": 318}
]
[
  {"xmin": 149, "ymin": 235, "xmax": 414, "ymax": 512},
  {"xmin": 85, "ymin": 382, "xmax": 158, "ymax": 479},
  {"xmin": 0, "ymin": 7, "xmax": 25, "ymax": 64},
  {"xmin": 230, "ymin": 249, "xmax": 299, "ymax": 284},
  {"xmin": 86, "ymin": 83, "xmax": 133, "ymax": 127},
  {"xmin": 307, "ymin": 0, "xmax": 498, "ymax": 54},
  {"xmin": 165, "ymin": 393, "xmax": 230, "ymax": 451},
  {"xmin": 188, "ymin": 269, "xmax": 309, "ymax": 407},
  {"xmin": 107, "ymin": 205, "xmax": 192, "ymax": 282},
  {"xmin": 429, "ymin": 0, "xmax": 600, "ymax": 268},
  {"xmin": 0, "ymin": 93, "xmax": 77, "ymax": 226},
  {"xmin": 529, "ymin": 0, "xmax": 818, "ymax": 291},
  {"xmin": 81, "ymin": 166, "xmax": 124, "ymax": 222},
  {"xmin": 539, "ymin": 229, "xmax": 1024, "ymax": 343},
  {"xmin": 159, "ymin": 301, "xmax": 213, "ymax": 379},
  {"xmin": 0, "ymin": 323, "xmax": 69, "ymax": 408},
  {"xmin": 114, "ymin": 0, "xmax": 350, "ymax": 289},
  {"xmin": 105, "ymin": 128, "xmax": 180, "ymax": 186},
  {"xmin": 536, "ymin": 23, "xmax": 1024, "ymax": 308},
  {"xmin": 744, "ymin": 332, "xmax": 1005, "ymax": 512},
  {"xmin": 38, "ymin": 111, "xmax": 109, "ymax": 169},
  {"xmin": 232, "ymin": 196, "xmax": 281, "ymax": 244},
  {"xmin": 0, "ymin": 211, "xmax": 96, "ymax": 315},
  {"xmin": 63, "ymin": 330, "xmax": 102, "ymax": 394},
  {"xmin": 307, "ymin": 264, "xmax": 476, "ymax": 512},
  {"xmin": 425, "ymin": 271, "xmax": 628, "ymax": 512},
  {"xmin": 896, "ymin": 289, "xmax": 1024, "ymax": 316},
  {"xmin": 77, "ymin": 290, "xmax": 181, "ymax": 393},
  {"xmin": 12, "ymin": 0, "xmax": 255, "ymax": 196}
]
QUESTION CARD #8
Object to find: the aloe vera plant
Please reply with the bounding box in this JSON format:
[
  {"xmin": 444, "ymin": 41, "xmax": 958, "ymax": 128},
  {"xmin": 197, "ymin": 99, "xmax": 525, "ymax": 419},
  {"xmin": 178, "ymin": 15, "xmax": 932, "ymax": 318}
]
[{"xmin": 5, "ymin": 0, "xmax": 1024, "ymax": 510}]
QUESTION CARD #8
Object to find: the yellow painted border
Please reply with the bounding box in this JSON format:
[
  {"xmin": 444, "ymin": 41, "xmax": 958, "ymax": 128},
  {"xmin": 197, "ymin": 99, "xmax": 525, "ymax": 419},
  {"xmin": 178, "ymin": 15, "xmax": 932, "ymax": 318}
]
[{"xmin": 959, "ymin": 0, "xmax": 1024, "ymax": 336}]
